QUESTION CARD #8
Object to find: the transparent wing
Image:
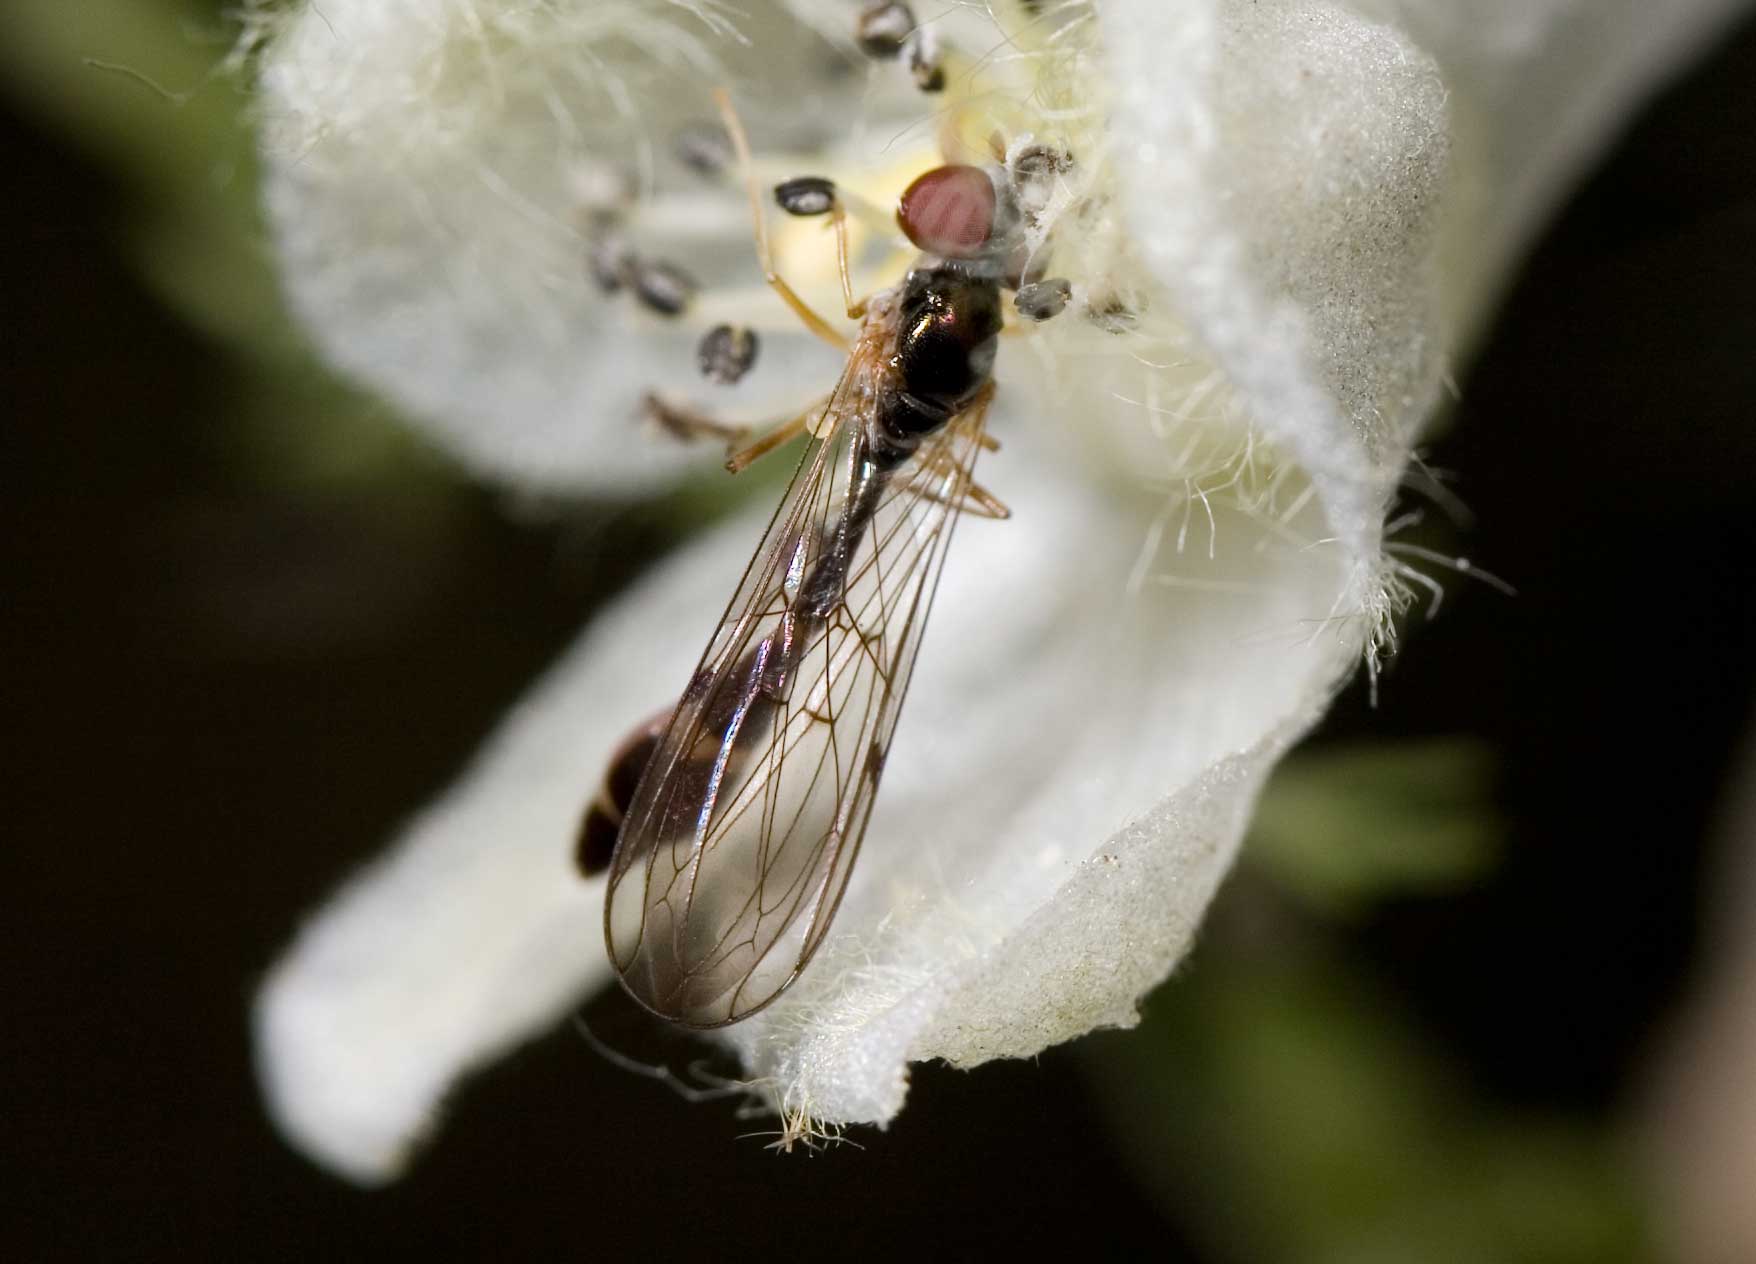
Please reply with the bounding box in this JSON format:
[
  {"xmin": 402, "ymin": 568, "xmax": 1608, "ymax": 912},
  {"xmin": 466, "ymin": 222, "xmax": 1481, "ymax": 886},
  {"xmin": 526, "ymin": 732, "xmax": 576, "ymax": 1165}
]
[{"xmin": 604, "ymin": 386, "xmax": 994, "ymax": 1027}]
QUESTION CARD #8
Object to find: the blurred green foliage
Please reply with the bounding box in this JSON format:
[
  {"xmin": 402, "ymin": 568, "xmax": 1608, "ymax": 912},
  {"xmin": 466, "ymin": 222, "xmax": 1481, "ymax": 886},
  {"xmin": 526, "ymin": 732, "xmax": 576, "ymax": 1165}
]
[
  {"xmin": 1250, "ymin": 738, "xmax": 1503, "ymax": 916},
  {"xmin": 1084, "ymin": 738, "xmax": 1652, "ymax": 1261},
  {"xmin": 2, "ymin": 0, "xmax": 422, "ymax": 494},
  {"xmin": 1091, "ymin": 944, "xmax": 1653, "ymax": 1264}
]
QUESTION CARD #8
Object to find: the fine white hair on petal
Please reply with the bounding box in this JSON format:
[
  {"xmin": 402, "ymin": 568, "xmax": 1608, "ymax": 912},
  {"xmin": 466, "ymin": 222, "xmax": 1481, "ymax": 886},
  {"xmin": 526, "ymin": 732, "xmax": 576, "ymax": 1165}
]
[{"xmin": 1103, "ymin": 0, "xmax": 1449, "ymax": 581}]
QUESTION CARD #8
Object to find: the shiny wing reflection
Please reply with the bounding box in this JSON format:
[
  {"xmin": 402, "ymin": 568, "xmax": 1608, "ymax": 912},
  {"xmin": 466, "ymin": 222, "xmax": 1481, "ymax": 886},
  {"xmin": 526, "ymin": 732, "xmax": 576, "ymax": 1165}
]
[{"xmin": 605, "ymin": 387, "xmax": 993, "ymax": 1027}]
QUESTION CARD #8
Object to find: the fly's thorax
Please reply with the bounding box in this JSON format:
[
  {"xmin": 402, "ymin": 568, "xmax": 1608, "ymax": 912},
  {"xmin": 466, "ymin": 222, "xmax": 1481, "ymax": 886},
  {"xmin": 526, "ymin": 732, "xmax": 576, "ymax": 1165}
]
[{"xmin": 873, "ymin": 262, "xmax": 1001, "ymax": 457}]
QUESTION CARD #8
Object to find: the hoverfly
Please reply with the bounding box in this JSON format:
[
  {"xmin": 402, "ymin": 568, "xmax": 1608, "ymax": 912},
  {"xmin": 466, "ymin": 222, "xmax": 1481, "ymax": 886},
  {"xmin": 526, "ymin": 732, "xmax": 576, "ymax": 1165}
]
[{"xmin": 583, "ymin": 88, "xmax": 1069, "ymax": 1028}]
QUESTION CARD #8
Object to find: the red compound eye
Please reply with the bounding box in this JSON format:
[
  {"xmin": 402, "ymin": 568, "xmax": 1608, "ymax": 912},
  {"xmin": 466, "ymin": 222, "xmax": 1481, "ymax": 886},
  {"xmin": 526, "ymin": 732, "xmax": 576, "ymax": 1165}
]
[{"xmin": 897, "ymin": 164, "xmax": 996, "ymax": 259}]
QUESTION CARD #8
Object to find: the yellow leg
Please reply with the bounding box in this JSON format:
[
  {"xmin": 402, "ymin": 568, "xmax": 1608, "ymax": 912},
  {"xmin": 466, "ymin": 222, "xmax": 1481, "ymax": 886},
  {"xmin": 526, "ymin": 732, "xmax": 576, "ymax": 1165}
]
[
  {"xmin": 899, "ymin": 456, "xmax": 1011, "ymax": 516},
  {"xmin": 714, "ymin": 89, "xmax": 849, "ymax": 351},
  {"xmin": 724, "ymin": 396, "xmax": 831, "ymax": 473},
  {"xmin": 829, "ymin": 200, "xmax": 864, "ymax": 320},
  {"xmin": 643, "ymin": 393, "xmax": 751, "ymax": 449},
  {"xmin": 956, "ymin": 480, "xmax": 1012, "ymax": 519},
  {"xmin": 901, "ymin": 464, "xmax": 1011, "ymax": 518},
  {"xmin": 904, "ymin": 386, "xmax": 1008, "ymax": 516}
]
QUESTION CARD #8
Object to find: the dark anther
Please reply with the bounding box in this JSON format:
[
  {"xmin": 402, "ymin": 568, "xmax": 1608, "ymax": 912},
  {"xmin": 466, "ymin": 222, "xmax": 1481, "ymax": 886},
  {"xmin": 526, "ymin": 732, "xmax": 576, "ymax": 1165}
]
[
  {"xmin": 1010, "ymin": 142, "xmax": 1073, "ymax": 186},
  {"xmin": 631, "ymin": 260, "xmax": 698, "ymax": 317},
  {"xmin": 1009, "ymin": 143, "xmax": 1074, "ymax": 223},
  {"xmin": 672, "ymin": 121, "xmax": 733, "ymax": 178},
  {"xmin": 906, "ymin": 28, "xmax": 945, "ymax": 93},
  {"xmin": 856, "ymin": 2, "xmax": 915, "ymax": 60},
  {"xmin": 587, "ymin": 233, "xmax": 635, "ymax": 294},
  {"xmin": 697, "ymin": 324, "xmax": 761, "ymax": 385},
  {"xmin": 1014, "ymin": 278, "xmax": 1072, "ymax": 322},
  {"xmin": 774, "ymin": 176, "xmax": 838, "ymax": 217}
]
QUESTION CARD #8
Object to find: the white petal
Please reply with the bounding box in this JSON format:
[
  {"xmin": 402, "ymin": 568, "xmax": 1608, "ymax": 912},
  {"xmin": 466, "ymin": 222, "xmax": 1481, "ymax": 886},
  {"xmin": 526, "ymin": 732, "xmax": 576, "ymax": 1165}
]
[
  {"xmin": 254, "ymin": 509, "xmax": 763, "ymax": 1182},
  {"xmin": 1103, "ymin": 0, "xmax": 1450, "ymax": 569},
  {"xmin": 1105, "ymin": 0, "xmax": 1751, "ymax": 542},
  {"xmin": 1387, "ymin": 0, "xmax": 1755, "ymax": 328},
  {"xmin": 253, "ymin": 0, "xmax": 966, "ymax": 493},
  {"xmin": 255, "ymin": 0, "xmax": 848, "ymax": 492}
]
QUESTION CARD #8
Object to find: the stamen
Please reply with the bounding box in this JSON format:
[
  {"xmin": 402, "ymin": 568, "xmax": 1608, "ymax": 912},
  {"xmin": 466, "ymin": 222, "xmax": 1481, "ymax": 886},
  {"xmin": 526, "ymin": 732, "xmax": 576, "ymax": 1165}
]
[
  {"xmin": 586, "ymin": 233, "xmax": 635, "ymax": 294},
  {"xmin": 905, "ymin": 27, "xmax": 946, "ymax": 93},
  {"xmin": 631, "ymin": 259, "xmax": 698, "ymax": 317},
  {"xmin": 1008, "ymin": 142, "xmax": 1074, "ymax": 224},
  {"xmin": 855, "ymin": 2, "xmax": 915, "ymax": 61},
  {"xmin": 697, "ymin": 324, "xmax": 761, "ymax": 385},
  {"xmin": 671, "ymin": 121, "xmax": 734, "ymax": 178},
  {"xmin": 1014, "ymin": 278, "xmax": 1071, "ymax": 321},
  {"xmin": 774, "ymin": 176, "xmax": 838, "ymax": 218}
]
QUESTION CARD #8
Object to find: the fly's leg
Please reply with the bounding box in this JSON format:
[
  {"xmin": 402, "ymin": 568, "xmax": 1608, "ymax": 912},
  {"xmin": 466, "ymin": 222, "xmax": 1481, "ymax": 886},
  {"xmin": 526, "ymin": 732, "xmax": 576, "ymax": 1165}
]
[
  {"xmin": 725, "ymin": 394, "xmax": 832, "ymax": 473},
  {"xmin": 714, "ymin": 89, "xmax": 850, "ymax": 352},
  {"xmin": 725, "ymin": 417, "xmax": 806, "ymax": 474},
  {"xmin": 897, "ymin": 471, "xmax": 1011, "ymax": 519},
  {"xmin": 894, "ymin": 389, "xmax": 1007, "ymax": 516},
  {"xmin": 829, "ymin": 198, "xmax": 864, "ymax": 321},
  {"xmin": 646, "ymin": 391, "xmax": 833, "ymax": 471},
  {"xmin": 952, "ymin": 480, "xmax": 1010, "ymax": 519},
  {"xmin": 644, "ymin": 392, "xmax": 752, "ymax": 451}
]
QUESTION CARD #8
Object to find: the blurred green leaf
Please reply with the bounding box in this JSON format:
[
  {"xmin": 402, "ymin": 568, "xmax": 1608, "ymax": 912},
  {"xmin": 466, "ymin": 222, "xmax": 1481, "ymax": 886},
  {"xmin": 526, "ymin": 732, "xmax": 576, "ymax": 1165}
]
[
  {"xmin": 1248, "ymin": 738, "xmax": 1503, "ymax": 915},
  {"xmin": 1087, "ymin": 948, "xmax": 1654, "ymax": 1264},
  {"xmin": 0, "ymin": 0, "xmax": 425, "ymax": 492},
  {"xmin": 3, "ymin": 0, "xmax": 273, "ymax": 339}
]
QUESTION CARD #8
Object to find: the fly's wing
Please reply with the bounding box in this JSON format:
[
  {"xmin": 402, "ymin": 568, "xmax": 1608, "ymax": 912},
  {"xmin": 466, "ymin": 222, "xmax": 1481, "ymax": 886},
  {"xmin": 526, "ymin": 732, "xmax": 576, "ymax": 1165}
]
[{"xmin": 605, "ymin": 391, "xmax": 994, "ymax": 1027}]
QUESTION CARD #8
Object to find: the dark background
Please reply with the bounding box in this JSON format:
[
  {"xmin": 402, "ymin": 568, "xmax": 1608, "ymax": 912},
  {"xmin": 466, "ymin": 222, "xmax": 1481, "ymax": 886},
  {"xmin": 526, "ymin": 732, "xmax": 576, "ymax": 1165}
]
[{"xmin": 6, "ymin": 13, "xmax": 1754, "ymax": 1262}]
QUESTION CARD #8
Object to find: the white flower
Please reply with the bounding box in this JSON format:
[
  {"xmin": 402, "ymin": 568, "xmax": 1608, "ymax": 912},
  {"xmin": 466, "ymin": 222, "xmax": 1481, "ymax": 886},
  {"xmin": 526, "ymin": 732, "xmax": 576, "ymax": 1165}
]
[{"xmin": 247, "ymin": 0, "xmax": 1751, "ymax": 1183}]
